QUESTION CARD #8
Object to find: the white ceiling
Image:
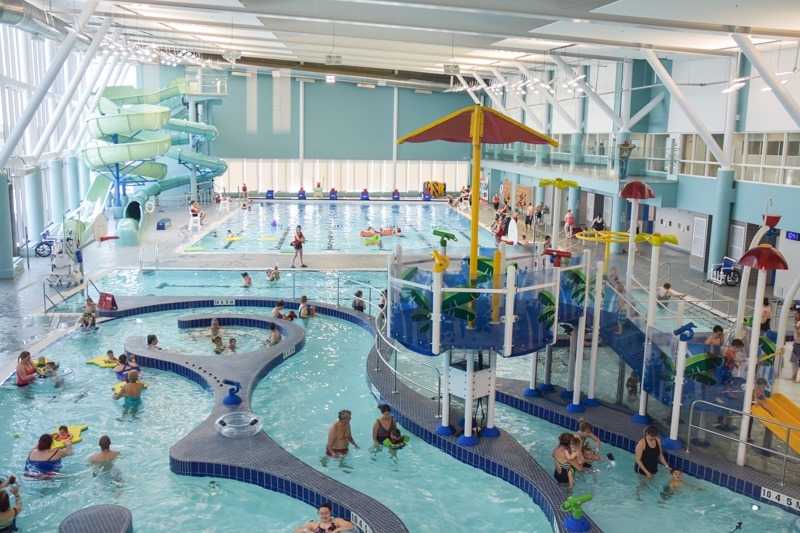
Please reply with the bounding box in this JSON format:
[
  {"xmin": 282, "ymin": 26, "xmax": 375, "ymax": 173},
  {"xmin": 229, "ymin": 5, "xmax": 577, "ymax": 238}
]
[{"xmin": 39, "ymin": 0, "xmax": 800, "ymax": 84}]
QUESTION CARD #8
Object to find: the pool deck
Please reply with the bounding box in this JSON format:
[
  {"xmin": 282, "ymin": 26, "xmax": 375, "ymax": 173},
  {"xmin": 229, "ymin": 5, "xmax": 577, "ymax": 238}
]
[{"xmin": 106, "ymin": 300, "xmax": 409, "ymax": 533}]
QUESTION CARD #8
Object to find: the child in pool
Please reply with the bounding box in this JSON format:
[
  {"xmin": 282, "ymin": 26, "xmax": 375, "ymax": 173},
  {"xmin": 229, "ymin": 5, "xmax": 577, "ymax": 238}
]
[
  {"xmin": 266, "ymin": 266, "xmax": 280, "ymax": 282},
  {"xmin": 385, "ymin": 429, "xmax": 408, "ymax": 449},
  {"xmin": 228, "ymin": 338, "xmax": 237, "ymax": 352},
  {"xmin": 106, "ymin": 350, "xmax": 118, "ymax": 363},
  {"xmin": 56, "ymin": 425, "xmax": 72, "ymax": 441},
  {"xmin": 47, "ymin": 362, "xmax": 64, "ymax": 388},
  {"xmin": 212, "ymin": 336, "xmax": 225, "ymax": 354},
  {"xmin": 241, "ymin": 272, "xmax": 252, "ymax": 288},
  {"xmin": 227, "ymin": 230, "xmax": 235, "ymax": 238},
  {"xmin": 626, "ymin": 371, "xmax": 639, "ymax": 396},
  {"xmin": 581, "ymin": 442, "xmax": 606, "ymax": 472},
  {"xmin": 212, "ymin": 231, "xmax": 218, "ymax": 238},
  {"xmin": 36, "ymin": 356, "xmax": 47, "ymax": 371},
  {"xmin": 663, "ymin": 468, "xmax": 703, "ymax": 497}
]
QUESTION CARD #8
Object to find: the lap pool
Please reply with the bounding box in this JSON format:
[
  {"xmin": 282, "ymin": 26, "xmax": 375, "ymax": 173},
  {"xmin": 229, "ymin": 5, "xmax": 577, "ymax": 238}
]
[{"xmin": 189, "ymin": 201, "xmax": 496, "ymax": 253}]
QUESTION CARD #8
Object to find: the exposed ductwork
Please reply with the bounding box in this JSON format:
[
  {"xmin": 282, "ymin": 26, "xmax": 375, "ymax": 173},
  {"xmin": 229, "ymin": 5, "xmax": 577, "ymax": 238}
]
[{"xmin": 0, "ymin": 0, "xmax": 68, "ymax": 41}]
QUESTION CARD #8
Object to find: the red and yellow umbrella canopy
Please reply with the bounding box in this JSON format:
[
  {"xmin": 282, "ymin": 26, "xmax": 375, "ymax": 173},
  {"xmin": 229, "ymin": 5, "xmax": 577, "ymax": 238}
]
[{"xmin": 619, "ymin": 179, "xmax": 655, "ymax": 200}]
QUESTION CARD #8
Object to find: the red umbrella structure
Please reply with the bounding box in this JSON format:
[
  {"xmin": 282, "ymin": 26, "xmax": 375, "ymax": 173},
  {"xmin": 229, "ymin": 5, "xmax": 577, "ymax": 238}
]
[
  {"xmin": 618, "ymin": 179, "xmax": 655, "ymax": 200},
  {"xmin": 737, "ymin": 243, "xmax": 788, "ymax": 270}
]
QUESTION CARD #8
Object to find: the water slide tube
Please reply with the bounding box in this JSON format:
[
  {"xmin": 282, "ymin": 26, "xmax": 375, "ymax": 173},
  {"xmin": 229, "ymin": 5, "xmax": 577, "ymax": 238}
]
[{"xmin": 80, "ymin": 82, "xmax": 226, "ymax": 245}]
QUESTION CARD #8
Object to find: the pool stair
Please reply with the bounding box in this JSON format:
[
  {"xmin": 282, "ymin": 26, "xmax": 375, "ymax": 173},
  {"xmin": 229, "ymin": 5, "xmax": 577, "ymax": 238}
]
[
  {"xmin": 366, "ymin": 342, "xmax": 602, "ymax": 533},
  {"xmin": 97, "ymin": 297, "xmax": 410, "ymax": 533},
  {"xmin": 494, "ymin": 376, "xmax": 800, "ymax": 518}
]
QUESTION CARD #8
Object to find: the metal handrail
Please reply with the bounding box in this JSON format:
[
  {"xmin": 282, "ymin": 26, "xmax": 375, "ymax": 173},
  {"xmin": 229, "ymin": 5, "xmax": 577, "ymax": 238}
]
[
  {"xmin": 155, "ymin": 244, "xmax": 160, "ymax": 270},
  {"xmin": 637, "ymin": 254, "xmax": 671, "ymax": 286},
  {"xmin": 138, "ymin": 247, "xmax": 144, "ymax": 270},
  {"xmin": 42, "ymin": 278, "xmax": 68, "ymax": 314},
  {"xmin": 368, "ymin": 302, "xmax": 443, "ymax": 418},
  {"xmin": 687, "ymin": 399, "xmax": 800, "ymax": 485},
  {"xmin": 86, "ymin": 279, "xmax": 102, "ymax": 300}
]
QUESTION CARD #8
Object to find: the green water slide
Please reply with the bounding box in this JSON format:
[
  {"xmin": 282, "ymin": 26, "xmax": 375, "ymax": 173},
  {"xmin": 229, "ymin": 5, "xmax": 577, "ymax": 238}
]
[{"xmin": 79, "ymin": 80, "xmax": 226, "ymax": 245}]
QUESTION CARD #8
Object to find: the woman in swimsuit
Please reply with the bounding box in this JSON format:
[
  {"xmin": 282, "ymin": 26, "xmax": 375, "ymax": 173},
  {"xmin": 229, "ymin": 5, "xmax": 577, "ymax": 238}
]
[
  {"xmin": 372, "ymin": 404, "xmax": 397, "ymax": 447},
  {"xmin": 113, "ymin": 354, "xmax": 140, "ymax": 381},
  {"xmin": 24, "ymin": 434, "xmax": 72, "ymax": 478},
  {"xmin": 294, "ymin": 502, "xmax": 354, "ymax": 533},
  {"xmin": 0, "ymin": 483, "xmax": 21, "ymax": 533},
  {"xmin": 291, "ymin": 225, "xmax": 307, "ymax": 268},
  {"xmin": 15, "ymin": 351, "xmax": 42, "ymax": 387},
  {"xmin": 114, "ymin": 370, "xmax": 145, "ymax": 416},
  {"xmin": 635, "ymin": 425, "xmax": 671, "ymax": 479}
]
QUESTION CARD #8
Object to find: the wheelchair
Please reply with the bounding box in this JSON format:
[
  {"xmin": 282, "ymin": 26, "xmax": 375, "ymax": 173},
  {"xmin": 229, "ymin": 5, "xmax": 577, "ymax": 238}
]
[{"xmin": 708, "ymin": 256, "xmax": 741, "ymax": 286}]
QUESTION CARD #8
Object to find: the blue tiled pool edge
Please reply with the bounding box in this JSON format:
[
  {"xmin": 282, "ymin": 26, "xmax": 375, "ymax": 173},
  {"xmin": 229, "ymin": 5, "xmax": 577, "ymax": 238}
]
[
  {"xmin": 106, "ymin": 298, "xmax": 407, "ymax": 533},
  {"xmin": 495, "ymin": 377, "xmax": 800, "ymax": 519}
]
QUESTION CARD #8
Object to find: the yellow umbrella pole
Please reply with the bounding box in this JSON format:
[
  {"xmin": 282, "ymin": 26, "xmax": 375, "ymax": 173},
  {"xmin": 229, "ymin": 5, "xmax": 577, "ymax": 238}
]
[{"xmin": 468, "ymin": 106, "xmax": 483, "ymax": 330}]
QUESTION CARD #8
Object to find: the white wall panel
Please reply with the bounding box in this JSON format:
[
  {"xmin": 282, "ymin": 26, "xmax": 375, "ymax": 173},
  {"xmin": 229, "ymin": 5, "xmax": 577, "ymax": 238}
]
[
  {"xmin": 651, "ymin": 207, "xmax": 696, "ymax": 253},
  {"xmin": 774, "ymin": 237, "xmax": 800, "ymax": 299},
  {"xmin": 586, "ymin": 93, "xmax": 615, "ymax": 133},
  {"xmin": 667, "ymin": 58, "xmax": 729, "ymax": 133}
]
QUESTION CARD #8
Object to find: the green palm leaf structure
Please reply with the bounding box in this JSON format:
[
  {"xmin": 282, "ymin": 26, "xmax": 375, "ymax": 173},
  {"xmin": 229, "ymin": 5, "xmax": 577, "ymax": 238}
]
[
  {"xmin": 411, "ymin": 308, "xmax": 432, "ymax": 334},
  {"xmin": 684, "ymin": 370, "xmax": 718, "ymax": 386},
  {"xmin": 442, "ymin": 287, "xmax": 478, "ymax": 322},
  {"xmin": 758, "ymin": 335, "xmax": 778, "ymax": 367},
  {"xmin": 537, "ymin": 290, "xmax": 557, "ymax": 329},
  {"xmin": 685, "ymin": 353, "xmax": 723, "ymax": 374}
]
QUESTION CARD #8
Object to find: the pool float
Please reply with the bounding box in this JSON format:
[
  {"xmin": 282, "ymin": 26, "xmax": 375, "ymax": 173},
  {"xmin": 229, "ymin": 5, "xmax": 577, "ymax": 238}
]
[
  {"xmin": 381, "ymin": 228, "xmax": 394, "ymax": 236},
  {"xmin": 382, "ymin": 435, "xmax": 410, "ymax": 449},
  {"xmin": 359, "ymin": 230, "xmax": 378, "ymax": 237},
  {"xmin": 223, "ymin": 236, "xmax": 243, "ymax": 241},
  {"xmin": 214, "ymin": 412, "xmax": 262, "ymax": 438},
  {"xmin": 185, "ymin": 246, "xmax": 205, "ymax": 252},
  {"xmin": 86, "ymin": 355, "xmax": 116, "ymax": 368},
  {"xmin": 364, "ymin": 234, "xmax": 381, "ymax": 246},
  {"xmin": 260, "ymin": 237, "xmax": 278, "ymax": 241},
  {"xmin": 50, "ymin": 424, "xmax": 88, "ymax": 449},
  {"xmin": 112, "ymin": 381, "xmax": 148, "ymax": 394}
]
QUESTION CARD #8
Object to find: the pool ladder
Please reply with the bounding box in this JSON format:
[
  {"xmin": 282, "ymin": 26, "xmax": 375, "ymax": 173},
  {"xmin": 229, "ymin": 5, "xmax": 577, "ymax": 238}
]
[{"xmin": 138, "ymin": 245, "xmax": 160, "ymax": 270}]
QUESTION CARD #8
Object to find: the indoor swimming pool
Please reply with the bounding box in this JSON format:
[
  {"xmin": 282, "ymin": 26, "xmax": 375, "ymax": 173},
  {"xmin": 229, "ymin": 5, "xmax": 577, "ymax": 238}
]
[
  {"xmin": 189, "ymin": 201, "xmax": 496, "ymax": 253},
  {"xmin": 0, "ymin": 308, "xmax": 315, "ymax": 532}
]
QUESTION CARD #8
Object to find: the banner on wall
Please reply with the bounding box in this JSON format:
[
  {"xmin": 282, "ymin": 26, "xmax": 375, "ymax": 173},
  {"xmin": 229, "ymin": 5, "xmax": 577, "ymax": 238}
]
[
  {"xmin": 514, "ymin": 184, "xmax": 531, "ymax": 212},
  {"xmin": 502, "ymin": 180, "xmax": 512, "ymax": 206},
  {"xmin": 479, "ymin": 171, "xmax": 489, "ymax": 202}
]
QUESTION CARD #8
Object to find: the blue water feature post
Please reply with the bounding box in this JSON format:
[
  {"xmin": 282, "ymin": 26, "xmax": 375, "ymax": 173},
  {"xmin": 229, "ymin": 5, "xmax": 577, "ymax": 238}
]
[
  {"xmin": 25, "ymin": 167, "xmax": 45, "ymax": 241},
  {"xmin": 65, "ymin": 156, "xmax": 81, "ymax": 210},
  {"xmin": 222, "ymin": 380, "xmax": 242, "ymax": 405},
  {"xmin": 0, "ymin": 172, "xmax": 17, "ymax": 278},
  {"xmin": 561, "ymin": 494, "xmax": 593, "ymax": 532},
  {"xmin": 48, "ymin": 159, "xmax": 65, "ymax": 224}
]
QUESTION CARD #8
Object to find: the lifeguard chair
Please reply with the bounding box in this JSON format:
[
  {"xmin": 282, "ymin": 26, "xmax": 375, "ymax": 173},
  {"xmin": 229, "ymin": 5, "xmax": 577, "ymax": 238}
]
[
  {"xmin": 708, "ymin": 256, "xmax": 741, "ymax": 286},
  {"xmin": 313, "ymin": 182, "xmax": 324, "ymax": 198}
]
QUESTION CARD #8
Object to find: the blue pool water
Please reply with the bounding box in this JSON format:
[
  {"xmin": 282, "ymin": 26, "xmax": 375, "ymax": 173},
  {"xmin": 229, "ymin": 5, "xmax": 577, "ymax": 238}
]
[
  {"xmin": 0, "ymin": 308, "xmax": 314, "ymax": 532},
  {"xmin": 492, "ymin": 404, "xmax": 794, "ymax": 532},
  {"xmin": 251, "ymin": 315, "xmax": 551, "ymax": 533},
  {"xmin": 190, "ymin": 201, "xmax": 495, "ymax": 253}
]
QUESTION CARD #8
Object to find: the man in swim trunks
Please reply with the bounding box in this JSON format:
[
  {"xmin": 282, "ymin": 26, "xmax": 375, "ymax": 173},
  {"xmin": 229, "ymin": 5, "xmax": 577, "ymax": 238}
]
[{"xmin": 326, "ymin": 410, "xmax": 359, "ymax": 457}]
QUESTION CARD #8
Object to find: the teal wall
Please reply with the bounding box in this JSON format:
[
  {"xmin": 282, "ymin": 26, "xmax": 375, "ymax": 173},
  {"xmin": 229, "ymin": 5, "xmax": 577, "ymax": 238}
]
[
  {"xmin": 397, "ymin": 89, "xmax": 474, "ymax": 160},
  {"xmin": 304, "ymin": 82, "xmax": 394, "ymax": 159},
  {"xmin": 731, "ymin": 181, "xmax": 800, "ymax": 230},
  {"xmin": 630, "ymin": 60, "xmax": 670, "ymax": 133},
  {"xmin": 674, "ymin": 174, "xmax": 718, "ymax": 214},
  {"xmin": 138, "ymin": 67, "xmax": 474, "ymax": 161}
]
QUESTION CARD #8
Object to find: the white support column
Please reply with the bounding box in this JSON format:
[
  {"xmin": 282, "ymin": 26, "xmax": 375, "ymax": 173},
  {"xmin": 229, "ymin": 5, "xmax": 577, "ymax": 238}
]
[
  {"xmin": 461, "ymin": 352, "xmax": 477, "ymax": 443},
  {"xmin": 518, "ymin": 63, "xmax": 577, "ymax": 131},
  {"xmin": 722, "ymin": 56, "xmax": 740, "ymax": 169},
  {"xmin": 482, "ymin": 351, "xmax": 501, "ymax": 438},
  {"xmin": 436, "ymin": 349, "xmax": 453, "ymax": 435},
  {"xmin": 0, "ymin": 0, "xmax": 99, "ymax": 170},
  {"xmin": 664, "ymin": 302, "xmax": 687, "ymax": 448},
  {"xmin": 551, "ymin": 186, "xmax": 563, "ymax": 250},
  {"xmin": 455, "ymin": 74, "xmax": 481, "ymax": 105},
  {"xmin": 503, "ymin": 264, "xmax": 517, "ymax": 357},
  {"xmin": 299, "ymin": 80, "xmax": 305, "ymax": 185},
  {"xmin": 33, "ymin": 17, "xmax": 112, "ymax": 163},
  {"xmin": 525, "ymin": 351, "xmax": 542, "ymax": 397},
  {"xmin": 641, "ymin": 48, "xmax": 730, "ymax": 168},
  {"xmin": 392, "ymin": 87, "xmax": 398, "ymax": 190},
  {"xmin": 489, "ymin": 67, "xmax": 544, "ymax": 130},
  {"xmin": 584, "ymin": 260, "xmax": 604, "ymax": 406},
  {"xmin": 68, "ymin": 57, "xmax": 122, "ymax": 153},
  {"xmin": 620, "ymin": 60, "xmax": 634, "ymax": 131},
  {"xmin": 737, "ymin": 269, "xmax": 767, "ymax": 465},
  {"xmin": 568, "ymin": 251, "xmax": 591, "ymax": 412},
  {"xmin": 55, "ymin": 52, "xmax": 111, "ymax": 155},
  {"xmin": 732, "ymin": 34, "xmax": 800, "ymax": 129},
  {"xmin": 551, "ymin": 55, "xmax": 623, "ymax": 129},
  {"xmin": 471, "ymin": 72, "xmax": 507, "ymax": 113},
  {"xmin": 625, "ymin": 198, "xmax": 639, "ymax": 298},
  {"xmin": 432, "ymin": 268, "xmax": 443, "ymax": 355},
  {"xmin": 735, "ymin": 226, "xmax": 769, "ymax": 337}
]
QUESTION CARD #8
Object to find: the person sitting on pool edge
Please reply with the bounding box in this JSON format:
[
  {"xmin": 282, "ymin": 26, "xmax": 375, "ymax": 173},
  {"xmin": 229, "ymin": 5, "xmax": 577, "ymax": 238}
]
[
  {"xmin": 294, "ymin": 502, "xmax": 354, "ymax": 533},
  {"xmin": 113, "ymin": 369, "xmax": 144, "ymax": 416},
  {"xmin": 147, "ymin": 334, "xmax": 162, "ymax": 350},
  {"xmin": 268, "ymin": 322, "xmax": 281, "ymax": 346}
]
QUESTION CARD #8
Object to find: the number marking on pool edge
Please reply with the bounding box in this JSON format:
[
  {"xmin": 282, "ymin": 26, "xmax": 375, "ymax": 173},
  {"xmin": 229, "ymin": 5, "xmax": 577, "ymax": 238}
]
[
  {"xmin": 349, "ymin": 513, "xmax": 372, "ymax": 533},
  {"xmin": 213, "ymin": 299, "xmax": 235, "ymax": 306},
  {"xmin": 282, "ymin": 346, "xmax": 295, "ymax": 359},
  {"xmin": 761, "ymin": 487, "xmax": 800, "ymax": 510}
]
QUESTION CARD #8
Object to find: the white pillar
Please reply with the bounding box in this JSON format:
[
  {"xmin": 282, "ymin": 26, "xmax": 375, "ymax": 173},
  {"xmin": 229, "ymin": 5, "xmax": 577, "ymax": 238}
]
[
  {"xmin": 436, "ymin": 349, "xmax": 453, "ymax": 435},
  {"xmin": 463, "ymin": 352, "xmax": 475, "ymax": 439},
  {"xmin": 54, "ymin": 52, "xmax": 111, "ymax": 155},
  {"xmin": 665, "ymin": 302, "xmax": 687, "ymax": 447},
  {"xmin": 0, "ymin": 0, "xmax": 100, "ymax": 170},
  {"xmin": 551, "ymin": 186, "xmax": 563, "ymax": 250},
  {"xmin": 737, "ymin": 269, "xmax": 767, "ymax": 465},
  {"xmin": 735, "ymin": 226, "xmax": 770, "ymax": 337},
  {"xmin": 483, "ymin": 351, "xmax": 501, "ymax": 438},
  {"xmin": 503, "ymin": 265, "xmax": 517, "ymax": 356},
  {"xmin": 432, "ymin": 269, "xmax": 443, "ymax": 354},
  {"xmin": 569, "ymin": 252, "xmax": 591, "ymax": 412},
  {"xmin": 636, "ymin": 243, "xmax": 662, "ymax": 421},
  {"xmin": 32, "ymin": 17, "xmax": 112, "ymax": 163},
  {"xmin": 625, "ymin": 198, "xmax": 639, "ymax": 298},
  {"xmin": 584, "ymin": 260, "xmax": 604, "ymax": 406}
]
